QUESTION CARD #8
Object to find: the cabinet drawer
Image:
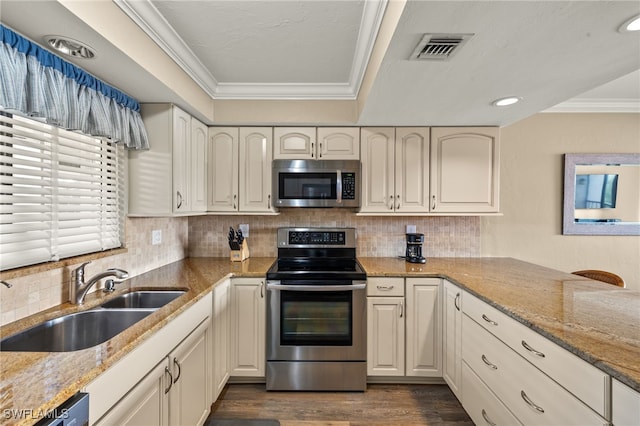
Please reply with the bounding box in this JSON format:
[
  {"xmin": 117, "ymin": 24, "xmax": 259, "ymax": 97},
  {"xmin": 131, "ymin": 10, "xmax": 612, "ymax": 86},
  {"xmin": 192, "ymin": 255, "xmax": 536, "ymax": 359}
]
[
  {"xmin": 463, "ymin": 291, "xmax": 608, "ymax": 416},
  {"xmin": 462, "ymin": 361, "xmax": 522, "ymax": 426},
  {"xmin": 367, "ymin": 277, "xmax": 404, "ymax": 297},
  {"xmin": 463, "ymin": 314, "xmax": 607, "ymax": 425}
]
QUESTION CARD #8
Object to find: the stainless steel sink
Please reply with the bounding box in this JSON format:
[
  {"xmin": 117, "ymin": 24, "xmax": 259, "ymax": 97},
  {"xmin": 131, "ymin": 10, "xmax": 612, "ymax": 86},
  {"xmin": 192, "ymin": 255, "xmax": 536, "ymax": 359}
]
[
  {"xmin": 100, "ymin": 290, "xmax": 186, "ymax": 309},
  {"xmin": 0, "ymin": 309, "xmax": 154, "ymax": 352}
]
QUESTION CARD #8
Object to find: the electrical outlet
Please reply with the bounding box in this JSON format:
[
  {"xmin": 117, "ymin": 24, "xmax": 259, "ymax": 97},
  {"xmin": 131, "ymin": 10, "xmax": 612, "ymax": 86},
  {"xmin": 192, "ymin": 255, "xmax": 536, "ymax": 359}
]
[
  {"xmin": 152, "ymin": 229, "xmax": 162, "ymax": 245},
  {"xmin": 239, "ymin": 224, "xmax": 249, "ymax": 238},
  {"xmin": 406, "ymin": 225, "xmax": 416, "ymax": 234}
]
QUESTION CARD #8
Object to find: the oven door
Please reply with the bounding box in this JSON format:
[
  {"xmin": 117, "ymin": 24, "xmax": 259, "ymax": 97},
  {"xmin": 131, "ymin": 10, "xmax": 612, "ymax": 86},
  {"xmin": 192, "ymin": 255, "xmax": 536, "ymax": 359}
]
[{"xmin": 266, "ymin": 280, "xmax": 367, "ymax": 361}]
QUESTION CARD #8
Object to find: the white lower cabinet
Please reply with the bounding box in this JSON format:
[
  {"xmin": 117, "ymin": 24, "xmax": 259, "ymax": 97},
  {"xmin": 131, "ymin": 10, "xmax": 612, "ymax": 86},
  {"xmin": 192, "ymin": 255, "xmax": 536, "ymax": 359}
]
[
  {"xmin": 442, "ymin": 279, "xmax": 462, "ymax": 399},
  {"xmin": 95, "ymin": 318, "xmax": 211, "ymax": 426},
  {"xmin": 366, "ymin": 277, "xmax": 441, "ymax": 378},
  {"xmin": 462, "ymin": 361, "xmax": 522, "ymax": 426},
  {"xmin": 230, "ymin": 278, "xmax": 266, "ymax": 377},
  {"xmin": 212, "ymin": 279, "xmax": 231, "ymax": 400},
  {"xmin": 86, "ymin": 292, "xmax": 213, "ymax": 425},
  {"xmin": 461, "ymin": 290, "xmax": 608, "ymax": 426},
  {"xmin": 94, "ymin": 360, "xmax": 169, "ymax": 426},
  {"xmin": 613, "ymin": 379, "xmax": 640, "ymax": 426},
  {"xmin": 405, "ymin": 278, "xmax": 441, "ymax": 377}
]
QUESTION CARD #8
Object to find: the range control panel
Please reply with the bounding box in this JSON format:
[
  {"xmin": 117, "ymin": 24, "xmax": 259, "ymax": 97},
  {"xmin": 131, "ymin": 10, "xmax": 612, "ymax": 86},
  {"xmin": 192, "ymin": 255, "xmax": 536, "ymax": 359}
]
[{"xmin": 288, "ymin": 231, "xmax": 345, "ymax": 245}]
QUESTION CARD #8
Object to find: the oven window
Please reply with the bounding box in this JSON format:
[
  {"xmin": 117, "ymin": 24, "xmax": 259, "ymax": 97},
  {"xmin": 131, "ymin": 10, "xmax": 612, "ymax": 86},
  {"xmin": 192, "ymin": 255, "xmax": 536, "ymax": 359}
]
[
  {"xmin": 280, "ymin": 290, "xmax": 352, "ymax": 346},
  {"xmin": 279, "ymin": 172, "xmax": 337, "ymax": 200}
]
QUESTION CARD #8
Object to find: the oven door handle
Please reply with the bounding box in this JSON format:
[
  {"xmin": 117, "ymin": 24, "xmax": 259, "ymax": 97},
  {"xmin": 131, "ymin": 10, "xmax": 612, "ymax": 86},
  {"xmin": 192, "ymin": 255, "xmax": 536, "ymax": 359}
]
[{"xmin": 266, "ymin": 281, "xmax": 366, "ymax": 292}]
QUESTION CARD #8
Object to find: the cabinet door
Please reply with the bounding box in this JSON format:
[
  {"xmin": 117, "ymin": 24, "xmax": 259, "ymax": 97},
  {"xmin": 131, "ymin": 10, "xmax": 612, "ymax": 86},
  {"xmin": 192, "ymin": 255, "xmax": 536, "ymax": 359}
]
[
  {"xmin": 169, "ymin": 318, "xmax": 212, "ymax": 426},
  {"xmin": 442, "ymin": 280, "xmax": 462, "ymax": 399},
  {"xmin": 239, "ymin": 127, "xmax": 274, "ymax": 212},
  {"xmin": 172, "ymin": 106, "xmax": 191, "ymax": 213},
  {"xmin": 367, "ymin": 296, "xmax": 405, "ymax": 376},
  {"xmin": 213, "ymin": 279, "xmax": 231, "ymax": 401},
  {"xmin": 317, "ymin": 127, "xmax": 360, "ymax": 160},
  {"xmin": 361, "ymin": 128, "xmax": 395, "ymax": 212},
  {"xmin": 613, "ymin": 379, "xmax": 640, "ymax": 426},
  {"xmin": 95, "ymin": 361, "xmax": 169, "ymax": 426},
  {"xmin": 405, "ymin": 278, "xmax": 441, "ymax": 377},
  {"xmin": 395, "ymin": 128, "xmax": 430, "ymax": 213},
  {"xmin": 430, "ymin": 127, "xmax": 500, "ymax": 213},
  {"xmin": 208, "ymin": 128, "xmax": 239, "ymax": 212},
  {"xmin": 273, "ymin": 127, "xmax": 316, "ymax": 159},
  {"xmin": 230, "ymin": 278, "xmax": 266, "ymax": 376},
  {"xmin": 190, "ymin": 118, "xmax": 208, "ymax": 212}
]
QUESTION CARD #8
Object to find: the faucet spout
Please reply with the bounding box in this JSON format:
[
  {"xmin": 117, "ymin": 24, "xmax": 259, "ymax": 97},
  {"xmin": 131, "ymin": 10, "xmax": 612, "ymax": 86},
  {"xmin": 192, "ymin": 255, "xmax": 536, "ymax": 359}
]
[{"xmin": 70, "ymin": 262, "xmax": 129, "ymax": 304}]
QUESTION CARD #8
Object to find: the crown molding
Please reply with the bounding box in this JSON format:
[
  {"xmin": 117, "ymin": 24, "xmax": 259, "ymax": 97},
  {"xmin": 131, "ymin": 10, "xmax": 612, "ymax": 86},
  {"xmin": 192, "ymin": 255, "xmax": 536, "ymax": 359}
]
[
  {"xmin": 543, "ymin": 98, "xmax": 640, "ymax": 113},
  {"xmin": 115, "ymin": 0, "xmax": 387, "ymax": 100}
]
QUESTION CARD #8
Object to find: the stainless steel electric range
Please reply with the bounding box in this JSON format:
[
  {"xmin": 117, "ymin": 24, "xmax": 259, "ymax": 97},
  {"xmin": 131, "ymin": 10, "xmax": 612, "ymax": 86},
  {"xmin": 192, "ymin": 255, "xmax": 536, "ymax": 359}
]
[{"xmin": 266, "ymin": 227, "xmax": 367, "ymax": 391}]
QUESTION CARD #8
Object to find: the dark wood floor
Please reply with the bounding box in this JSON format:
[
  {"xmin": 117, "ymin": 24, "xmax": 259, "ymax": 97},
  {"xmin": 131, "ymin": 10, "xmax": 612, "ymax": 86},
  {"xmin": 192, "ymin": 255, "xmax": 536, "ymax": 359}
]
[{"xmin": 207, "ymin": 383, "xmax": 473, "ymax": 425}]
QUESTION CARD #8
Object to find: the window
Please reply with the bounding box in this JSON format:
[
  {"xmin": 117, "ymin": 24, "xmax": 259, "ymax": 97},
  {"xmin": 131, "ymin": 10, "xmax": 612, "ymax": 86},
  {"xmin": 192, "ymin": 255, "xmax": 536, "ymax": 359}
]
[{"xmin": 0, "ymin": 112, "xmax": 125, "ymax": 271}]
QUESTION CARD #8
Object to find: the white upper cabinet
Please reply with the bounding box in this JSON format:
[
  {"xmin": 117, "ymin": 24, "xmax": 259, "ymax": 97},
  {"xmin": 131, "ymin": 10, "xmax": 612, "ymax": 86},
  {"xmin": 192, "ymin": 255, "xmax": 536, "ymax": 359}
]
[
  {"xmin": 360, "ymin": 127, "xmax": 429, "ymax": 213},
  {"xmin": 129, "ymin": 104, "xmax": 207, "ymax": 216},
  {"xmin": 208, "ymin": 127, "xmax": 239, "ymax": 212},
  {"xmin": 239, "ymin": 127, "xmax": 275, "ymax": 212},
  {"xmin": 273, "ymin": 127, "xmax": 316, "ymax": 159},
  {"xmin": 317, "ymin": 127, "xmax": 360, "ymax": 160},
  {"xmin": 273, "ymin": 127, "xmax": 360, "ymax": 160},
  {"xmin": 207, "ymin": 127, "xmax": 274, "ymax": 213},
  {"xmin": 430, "ymin": 127, "xmax": 500, "ymax": 213}
]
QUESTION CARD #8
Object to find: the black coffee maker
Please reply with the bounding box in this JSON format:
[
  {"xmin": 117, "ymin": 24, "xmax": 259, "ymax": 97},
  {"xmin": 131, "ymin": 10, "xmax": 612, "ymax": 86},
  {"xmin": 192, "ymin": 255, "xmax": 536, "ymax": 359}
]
[{"xmin": 405, "ymin": 233, "xmax": 426, "ymax": 264}]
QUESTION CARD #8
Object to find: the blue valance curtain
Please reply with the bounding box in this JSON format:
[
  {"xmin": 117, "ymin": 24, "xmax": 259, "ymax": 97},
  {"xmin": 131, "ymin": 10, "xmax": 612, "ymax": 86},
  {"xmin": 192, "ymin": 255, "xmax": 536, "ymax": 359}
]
[{"xmin": 0, "ymin": 24, "xmax": 149, "ymax": 150}]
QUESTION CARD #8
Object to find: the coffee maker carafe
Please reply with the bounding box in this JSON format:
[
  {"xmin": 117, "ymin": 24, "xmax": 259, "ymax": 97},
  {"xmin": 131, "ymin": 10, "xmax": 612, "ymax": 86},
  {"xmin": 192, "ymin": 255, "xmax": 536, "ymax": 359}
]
[{"xmin": 405, "ymin": 233, "xmax": 426, "ymax": 264}]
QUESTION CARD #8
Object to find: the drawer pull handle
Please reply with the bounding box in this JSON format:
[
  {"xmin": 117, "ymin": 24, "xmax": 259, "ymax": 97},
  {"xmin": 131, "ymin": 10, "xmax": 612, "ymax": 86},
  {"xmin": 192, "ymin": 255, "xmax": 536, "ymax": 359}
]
[
  {"xmin": 481, "ymin": 409, "xmax": 497, "ymax": 426},
  {"xmin": 377, "ymin": 285, "xmax": 395, "ymax": 291},
  {"xmin": 482, "ymin": 314, "xmax": 498, "ymax": 326},
  {"xmin": 522, "ymin": 340, "xmax": 546, "ymax": 358},
  {"xmin": 399, "ymin": 300, "xmax": 404, "ymax": 318},
  {"xmin": 481, "ymin": 354, "xmax": 498, "ymax": 370},
  {"xmin": 521, "ymin": 390, "xmax": 545, "ymax": 413},
  {"xmin": 454, "ymin": 292, "xmax": 460, "ymax": 311}
]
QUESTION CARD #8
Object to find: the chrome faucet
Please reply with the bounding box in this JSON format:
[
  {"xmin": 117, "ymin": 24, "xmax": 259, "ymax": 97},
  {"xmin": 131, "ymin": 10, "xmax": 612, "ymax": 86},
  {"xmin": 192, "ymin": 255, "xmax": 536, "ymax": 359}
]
[{"xmin": 70, "ymin": 261, "xmax": 129, "ymax": 304}]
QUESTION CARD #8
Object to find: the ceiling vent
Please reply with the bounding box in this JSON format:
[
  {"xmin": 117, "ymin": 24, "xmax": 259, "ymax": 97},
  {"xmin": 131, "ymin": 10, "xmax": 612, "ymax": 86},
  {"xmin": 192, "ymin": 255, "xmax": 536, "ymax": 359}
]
[{"xmin": 409, "ymin": 34, "xmax": 473, "ymax": 61}]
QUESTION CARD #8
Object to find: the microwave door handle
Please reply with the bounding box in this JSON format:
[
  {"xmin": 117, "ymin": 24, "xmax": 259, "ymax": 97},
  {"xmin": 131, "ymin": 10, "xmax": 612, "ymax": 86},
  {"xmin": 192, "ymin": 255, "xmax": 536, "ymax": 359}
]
[
  {"xmin": 336, "ymin": 170, "xmax": 342, "ymax": 204},
  {"xmin": 266, "ymin": 282, "xmax": 366, "ymax": 292}
]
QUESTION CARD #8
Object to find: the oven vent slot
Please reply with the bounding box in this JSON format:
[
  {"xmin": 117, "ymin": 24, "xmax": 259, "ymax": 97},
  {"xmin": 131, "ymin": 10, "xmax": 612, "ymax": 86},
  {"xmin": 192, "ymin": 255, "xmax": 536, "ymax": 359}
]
[{"xmin": 409, "ymin": 34, "xmax": 473, "ymax": 61}]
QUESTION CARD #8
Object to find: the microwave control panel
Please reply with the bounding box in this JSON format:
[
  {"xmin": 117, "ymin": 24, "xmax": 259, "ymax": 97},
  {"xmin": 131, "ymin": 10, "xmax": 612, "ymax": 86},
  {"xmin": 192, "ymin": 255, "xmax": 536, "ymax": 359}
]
[{"xmin": 341, "ymin": 172, "xmax": 356, "ymax": 200}]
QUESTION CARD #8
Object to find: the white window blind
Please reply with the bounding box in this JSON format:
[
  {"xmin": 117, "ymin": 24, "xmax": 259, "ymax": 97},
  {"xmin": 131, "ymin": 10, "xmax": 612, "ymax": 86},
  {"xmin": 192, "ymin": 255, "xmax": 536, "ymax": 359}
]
[{"xmin": 0, "ymin": 112, "xmax": 125, "ymax": 271}]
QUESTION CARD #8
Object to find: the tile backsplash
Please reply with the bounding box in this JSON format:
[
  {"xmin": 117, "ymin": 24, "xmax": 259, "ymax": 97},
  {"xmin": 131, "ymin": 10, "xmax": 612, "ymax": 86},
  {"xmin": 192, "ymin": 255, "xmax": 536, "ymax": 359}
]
[
  {"xmin": 0, "ymin": 217, "xmax": 188, "ymax": 326},
  {"xmin": 189, "ymin": 210, "xmax": 480, "ymax": 258},
  {"xmin": 1, "ymin": 212, "xmax": 478, "ymax": 326}
]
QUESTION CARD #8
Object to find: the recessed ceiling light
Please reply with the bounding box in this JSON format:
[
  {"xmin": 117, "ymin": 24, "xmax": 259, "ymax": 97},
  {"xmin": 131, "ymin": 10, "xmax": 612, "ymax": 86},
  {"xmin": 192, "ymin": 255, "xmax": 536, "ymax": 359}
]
[
  {"xmin": 45, "ymin": 35, "xmax": 96, "ymax": 59},
  {"xmin": 619, "ymin": 14, "xmax": 640, "ymax": 32},
  {"xmin": 492, "ymin": 96, "xmax": 521, "ymax": 107}
]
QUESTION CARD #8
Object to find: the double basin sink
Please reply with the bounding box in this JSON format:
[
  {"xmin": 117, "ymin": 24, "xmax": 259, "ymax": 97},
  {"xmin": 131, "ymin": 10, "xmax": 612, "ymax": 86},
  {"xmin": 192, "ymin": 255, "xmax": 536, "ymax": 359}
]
[{"xmin": 0, "ymin": 290, "xmax": 186, "ymax": 352}]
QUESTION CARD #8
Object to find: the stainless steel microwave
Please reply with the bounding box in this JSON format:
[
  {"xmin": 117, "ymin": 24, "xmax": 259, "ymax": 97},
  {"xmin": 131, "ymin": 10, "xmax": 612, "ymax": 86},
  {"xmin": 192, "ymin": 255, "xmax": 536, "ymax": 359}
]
[{"xmin": 272, "ymin": 159, "xmax": 360, "ymax": 208}]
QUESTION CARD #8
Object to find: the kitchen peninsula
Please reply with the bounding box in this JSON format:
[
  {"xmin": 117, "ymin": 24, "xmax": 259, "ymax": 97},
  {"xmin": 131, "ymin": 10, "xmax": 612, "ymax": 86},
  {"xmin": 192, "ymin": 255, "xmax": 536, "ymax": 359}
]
[{"xmin": 0, "ymin": 257, "xmax": 638, "ymax": 426}]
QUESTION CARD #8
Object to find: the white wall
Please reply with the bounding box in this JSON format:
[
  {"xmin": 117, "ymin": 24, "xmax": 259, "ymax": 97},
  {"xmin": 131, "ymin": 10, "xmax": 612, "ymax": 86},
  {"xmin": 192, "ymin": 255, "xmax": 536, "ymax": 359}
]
[{"xmin": 481, "ymin": 113, "xmax": 640, "ymax": 290}]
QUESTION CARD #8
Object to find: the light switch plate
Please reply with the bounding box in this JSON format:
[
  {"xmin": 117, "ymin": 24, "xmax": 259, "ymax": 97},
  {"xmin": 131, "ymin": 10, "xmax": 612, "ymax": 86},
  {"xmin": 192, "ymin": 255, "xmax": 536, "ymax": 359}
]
[
  {"xmin": 406, "ymin": 225, "xmax": 416, "ymax": 233},
  {"xmin": 239, "ymin": 224, "xmax": 249, "ymax": 238},
  {"xmin": 152, "ymin": 229, "xmax": 162, "ymax": 245}
]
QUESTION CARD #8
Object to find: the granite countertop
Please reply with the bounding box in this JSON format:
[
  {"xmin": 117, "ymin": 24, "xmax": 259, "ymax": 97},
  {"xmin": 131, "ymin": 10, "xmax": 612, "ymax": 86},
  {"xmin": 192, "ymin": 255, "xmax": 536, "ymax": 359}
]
[
  {"xmin": 1, "ymin": 256, "xmax": 638, "ymax": 425},
  {"xmin": 0, "ymin": 257, "xmax": 275, "ymax": 426},
  {"xmin": 358, "ymin": 257, "xmax": 640, "ymax": 393}
]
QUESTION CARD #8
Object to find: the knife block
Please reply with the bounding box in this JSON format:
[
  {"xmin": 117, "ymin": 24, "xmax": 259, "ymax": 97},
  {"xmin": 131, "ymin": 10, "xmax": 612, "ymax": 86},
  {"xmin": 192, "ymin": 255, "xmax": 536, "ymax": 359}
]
[{"xmin": 230, "ymin": 240, "xmax": 250, "ymax": 262}]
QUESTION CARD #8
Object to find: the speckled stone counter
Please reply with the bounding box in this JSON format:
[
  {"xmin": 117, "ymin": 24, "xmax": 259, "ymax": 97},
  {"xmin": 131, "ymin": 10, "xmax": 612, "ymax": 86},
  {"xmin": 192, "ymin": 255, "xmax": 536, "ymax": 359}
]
[
  {"xmin": 0, "ymin": 257, "xmax": 275, "ymax": 426},
  {"xmin": 358, "ymin": 257, "xmax": 640, "ymax": 393},
  {"xmin": 2, "ymin": 256, "xmax": 638, "ymax": 425}
]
